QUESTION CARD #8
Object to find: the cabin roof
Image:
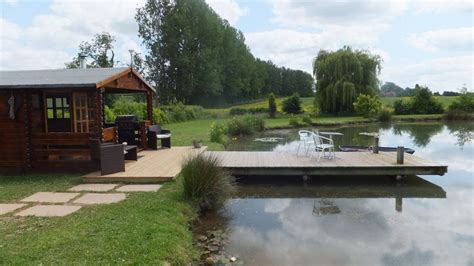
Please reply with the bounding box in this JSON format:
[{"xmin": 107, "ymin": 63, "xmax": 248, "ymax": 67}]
[{"xmin": 0, "ymin": 67, "xmax": 155, "ymax": 92}]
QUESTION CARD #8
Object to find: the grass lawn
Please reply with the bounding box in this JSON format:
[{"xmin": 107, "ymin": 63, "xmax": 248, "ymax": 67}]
[
  {"xmin": 204, "ymin": 96, "xmax": 457, "ymax": 116},
  {"xmin": 0, "ymin": 174, "xmax": 199, "ymax": 264}
]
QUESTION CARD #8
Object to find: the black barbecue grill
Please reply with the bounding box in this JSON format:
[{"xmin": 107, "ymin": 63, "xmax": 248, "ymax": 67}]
[{"xmin": 115, "ymin": 115, "xmax": 139, "ymax": 145}]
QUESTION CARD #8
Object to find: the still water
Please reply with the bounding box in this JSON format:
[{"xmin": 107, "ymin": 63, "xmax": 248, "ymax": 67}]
[{"xmin": 198, "ymin": 122, "xmax": 474, "ymax": 265}]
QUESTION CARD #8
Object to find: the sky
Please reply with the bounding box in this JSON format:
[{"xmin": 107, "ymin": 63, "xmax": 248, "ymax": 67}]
[{"xmin": 0, "ymin": 0, "xmax": 473, "ymax": 92}]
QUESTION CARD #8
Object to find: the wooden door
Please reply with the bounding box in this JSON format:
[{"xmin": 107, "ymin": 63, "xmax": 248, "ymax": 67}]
[{"xmin": 73, "ymin": 92, "xmax": 90, "ymax": 133}]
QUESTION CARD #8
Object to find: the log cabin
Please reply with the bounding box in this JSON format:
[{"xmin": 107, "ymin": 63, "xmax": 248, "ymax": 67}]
[{"xmin": 0, "ymin": 67, "xmax": 155, "ymax": 173}]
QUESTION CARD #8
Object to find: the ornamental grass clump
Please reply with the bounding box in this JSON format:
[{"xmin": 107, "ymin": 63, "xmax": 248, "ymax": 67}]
[{"xmin": 181, "ymin": 154, "xmax": 235, "ymax": 212}]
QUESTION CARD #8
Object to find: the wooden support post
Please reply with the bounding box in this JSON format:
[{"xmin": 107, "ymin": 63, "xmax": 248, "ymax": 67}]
[
  {"xmin": 373, "ymin": 137, "xmax": 379, "ymax": 154},
  {"xmin": 96, "ymin": 88, "xmax": 104, "ymax": 142},
  {"xmin": 146, "ymin": 92, "xmax": 154, "ymax": 124},
  {"xmin": 23, "ymin": 91, "xmax": 32, "ymax": 171},
  {"xmin": 397, "ymin": 146, "xmax": 404, "ymax": 164}
]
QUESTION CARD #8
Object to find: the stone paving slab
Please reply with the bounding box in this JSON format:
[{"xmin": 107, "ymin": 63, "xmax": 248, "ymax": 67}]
[
  {"xmin": 116, "ymin": 184, "xmax": 162, "ymax": 192},
  {"xmin": 0, "ymin": 203, "xmax": 27, "ymax": 215},
  {"xmin": 73, "ymin": 193, "xmax": 127, "ymax": 205},
  {"xmin": 69, "ymin": 184, "xmax": 120, "ymax": 192},
  {"xmin": 15, "ymin": 205, "xmax": 82, "ymax": 217},
  {"xmin": 20, "ymin": 192, "xmax": 80, "ymax": 203}
]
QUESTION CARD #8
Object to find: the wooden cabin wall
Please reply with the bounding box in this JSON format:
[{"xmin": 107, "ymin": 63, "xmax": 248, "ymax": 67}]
[{"xmin": 0, "ymin": 90, "xmax": 27, "ymax": 171}]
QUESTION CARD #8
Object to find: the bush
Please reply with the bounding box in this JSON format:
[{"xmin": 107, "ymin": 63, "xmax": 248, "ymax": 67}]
[
  {"xmin": 229, "ymin": 107, "xmax": 248, "ymax": 116},
  {"xmin": 104, "ymin": 105, "xmax": 116, "ymax": 122},
  {"xmin": 353, "ymin": 94, "xmax": 382, "ymax": 118},
  {"xmin": 377, "ymin": 108, "xmax": 393, "ymax": 122},
  {"xmin": 181, "ymin": 154, "xmax": 235, "ymax": 212},
  {"xmin": 209, "ymin": 122, "xmax": 227, "ymax": 143},
  {"xmin": 226, "ymin": 115, "xmax": 265, "ymax": 136},
  {"xmin": 289, "ymin": 117, "xmax": 301, "ymax": 127},
  {"xmin": 448, "ymin": 88, "xmax": 474, "ymax": 113},
  {"xmin": 248, "ymin": 107, "xmax": 268, "ymax": 114},
  {"xmin": 393, "ymin": 99, "xmax": 412, "ymax": 115},
  {"xmin": 302, "ymin": 116, "xmax": 312, "ymax": 125},
  {"xmin": 153, "ymin": 108, "xmax": 169, "ymax": 125},
  {"xmin": 112, "ymin": 96, "xmax": 147, "ymax": 120},
  {"xmin": 268, "ymin": 93, "xmax": 277, "ymax": 118},
  {"xmin": 411, "ymin": 86, "xmax": 444, "ymax": 114},
  {"xmin": 282, "ymin": 93, "xmax": 303, "ymax": 114}
]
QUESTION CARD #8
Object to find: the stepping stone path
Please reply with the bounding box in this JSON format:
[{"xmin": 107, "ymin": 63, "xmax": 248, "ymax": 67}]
[
  {"xmin": 20, "ymin": 192, "xmax": 80, "ymax": 203},
  {"xmin": 0, "ymin": 203, "xmax": 27, "ymax": 215},
  {"xmin": 116, "ymin": 184, "xmax": 162, "ymax": 192},
  {"xmin": 2, "ymin": 184, "xmax": 162, "ymax": 217},
  {"xmin": 16, "ymin": 205, "xmax": 82, "ymax": 217},
  {"xmin": 73, "ymin": 193, "xmax": 127, "ymax": 205},
  {"xmin": 69, "ymin": 184, "xmax": 120, "ymax": 192}
]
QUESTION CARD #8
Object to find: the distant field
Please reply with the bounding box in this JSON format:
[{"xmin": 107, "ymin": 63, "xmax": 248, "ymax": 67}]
[
  {"xmin": 381, "ymin": 96, "xmax": 458, "ymax": 108},
  {"xmin": 206, "ymin": 96, "xmax": 458, "ymax": 114}
]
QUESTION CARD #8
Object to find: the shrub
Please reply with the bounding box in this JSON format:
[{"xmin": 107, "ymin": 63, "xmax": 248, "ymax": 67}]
[
  {"xmin": 353, "ymin": 94, "xmax": 382, "ymax": 118},
  {"xmin": 411, "ymin": 86, "xmax": 444, "ymax": 114},
  {"xmin": 268, "ymin": 93, "xmax": 277, "ymax": 118},
  {"xmin": 377, "ymin": 108, "xmax": 393, "ymax": 122},
  {"xmin": 181, "ymin": 154, "xmax": 235, "ymax": 212},
  {"xmin": 448, "ymin": 87, "xmax": 474, "ymax": 113},
  {"xmin": 248, "ymin": 107, "xmax": 268, "ymax": 114},
  {"xmin": 229, "ymin": 107, "xmax": 248, "ymax": 116},
  {"xmin": 226, "ymin": 115, "xmax": 265, "ymax": 136},
  {"xmin": 393, "ymin": 99, "xmax": 412, "ymax": 115},
  {"xmin": 289, "ymin": 117, "xmax": 299, "ymax": 127},
  {"xmin": 302, "ymin": 116, "xmax": 312, "ymax": 125},
  {"xmin": 282, "ymin": 93, "xmax": 303, "ymax": 114},
  {"xmin": 210, "ymin": 122, "xmax": 227, "ymax": 143},
  {"xmin": 104, "ymin": 105, "xmax": 116, "ymax": 122},
  {"xmin": 112, "ymin": 96, "xmax": 147, "ymax": 120},
  {"xmin": 153, "ymin": 108, "xmax": 169, "ymax": 125}
]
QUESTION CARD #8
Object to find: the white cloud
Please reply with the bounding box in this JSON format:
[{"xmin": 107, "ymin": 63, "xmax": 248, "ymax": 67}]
[
  {"xmin": 406, "ymin": 27, "xmax": 474, "ymax": 52},
  {"xmin": 0, "ymin": 0, "xmax": 145, "ymax": 70},
  {"xmin": 245, "ymin": 27, "xmax": 389, "ymax": 73},
  {"xmin": 381, "ymin": 55, "xmax": 473, "ymax": 91},
  {"xmin": 412, "ymin": 0, "xmax": 474, "ymax": 14},
  {"xmin": 271, "ymin": 0, "xmax": 408, "ymax": 29},
  {"xmin": 207, "ymin": 0, "xmax": 248, "ymax": 25}
]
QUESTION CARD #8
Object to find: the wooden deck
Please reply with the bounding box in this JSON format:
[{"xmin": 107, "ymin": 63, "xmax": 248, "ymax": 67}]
[
  {"xmin": 207, "ymin": 151, "xmax": 448, "ymax": 176},
  {"xmin": 83, "ymin": 146, "xmax": 207, "ymax": 183}
]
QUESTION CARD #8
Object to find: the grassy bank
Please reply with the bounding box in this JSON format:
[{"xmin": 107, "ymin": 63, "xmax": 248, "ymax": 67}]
[
  {"xmin": 204, "ymin": 96, "xmax": 458, "ymax": 115},
  {"xmin": 0, "ymin": 174, "xmax": 198, "ymax": 264}
]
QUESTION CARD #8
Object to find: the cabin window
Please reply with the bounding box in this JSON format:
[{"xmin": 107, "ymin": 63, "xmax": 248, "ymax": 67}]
[
  {"xmin": 45, "ymin": 94, "xmax": 72, "ymax": 132},
  {"xmin": 46, "ymin": 96, "xmax": 70, "ymax": 119}
]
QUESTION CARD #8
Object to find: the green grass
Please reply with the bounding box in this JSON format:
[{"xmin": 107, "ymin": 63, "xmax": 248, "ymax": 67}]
[
  {"xmin": 0, "ymin": 174, "xmax": 199, "ymax": 264},
  {"xmin": 381, "ymin": 96, "xmax": 458, "ymax": 109},
  {"xmin": 204, "ymin": 96, "xmax": 458, "ymax": 116},
  {"xmin": 166, "ymin": 119, "xmax": 229, "ymax": 151}
]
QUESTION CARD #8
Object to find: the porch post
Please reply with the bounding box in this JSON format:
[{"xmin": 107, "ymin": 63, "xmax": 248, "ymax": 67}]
[
  {"xmin": 146, "ymin": 92, "xmax": 154, "ymax": 124},
  {"xmin": 23, "ymin": 90, "xmax": 32, "ymax": 171},
  {"xmin": 96, "ymin": 88, "xmax": 104, "ymax": 142}
]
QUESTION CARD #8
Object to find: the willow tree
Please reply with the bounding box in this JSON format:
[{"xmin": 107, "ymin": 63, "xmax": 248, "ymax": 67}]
[{"xmin": 313, "ymin": 46, "xmax": 381, "ymax": 114}]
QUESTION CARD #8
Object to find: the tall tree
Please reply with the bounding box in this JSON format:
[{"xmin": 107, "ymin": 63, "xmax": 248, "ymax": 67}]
[
  {"xmin": 66, "ymin": 32, "xmax": 116, "ymax": 68},
  {"xmin": 313, "ymin": 46, "xmax": 381, "ymax": 114}
]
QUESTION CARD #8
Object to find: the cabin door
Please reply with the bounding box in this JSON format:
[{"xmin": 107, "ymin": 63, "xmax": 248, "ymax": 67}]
[
  {"xmin": 73, "ymin": 92, "xmax": 90, "ymax": 133},
  {"xmin": 45, "ymin": 93, "xmax": 71, "ymax": 132}
]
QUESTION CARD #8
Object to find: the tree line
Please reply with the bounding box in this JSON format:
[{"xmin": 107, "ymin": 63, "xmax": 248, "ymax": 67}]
[{"xmin": 135, "ymin": 0, "xmax": 313, "ymax": 106}]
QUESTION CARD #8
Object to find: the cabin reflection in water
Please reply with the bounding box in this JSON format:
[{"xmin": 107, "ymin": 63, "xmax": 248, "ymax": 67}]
[{"xmin": 235, "ymin": 175, "xmax": 446, "ymax": 213}]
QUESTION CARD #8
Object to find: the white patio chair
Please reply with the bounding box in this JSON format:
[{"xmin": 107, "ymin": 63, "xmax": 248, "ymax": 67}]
[
  {"xmin": 296, "ymin": 130, "xmax": 315, "ymax": 156},
  {"xmin": 310, "ymin": 133, "xmax": 335, "ymax": 162}
]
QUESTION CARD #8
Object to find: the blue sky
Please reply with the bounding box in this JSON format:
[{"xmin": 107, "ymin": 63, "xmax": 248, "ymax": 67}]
[{"xmin": 1, "ymin": 0, "xmax": 473, "ymax": 92}]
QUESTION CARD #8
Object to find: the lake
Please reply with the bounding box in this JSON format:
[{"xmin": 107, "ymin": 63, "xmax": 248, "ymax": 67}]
[{"xmin": 196, "ymin": 122, "xmax": 474, "ymax": 265}]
